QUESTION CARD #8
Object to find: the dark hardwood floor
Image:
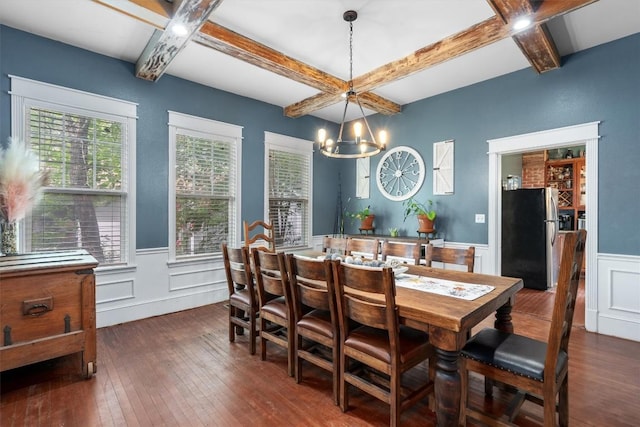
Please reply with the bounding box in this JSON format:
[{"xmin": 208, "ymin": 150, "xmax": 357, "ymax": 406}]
[{"xmin": 2, "ymin": 281, "xmax": 639, "ymax": 426}]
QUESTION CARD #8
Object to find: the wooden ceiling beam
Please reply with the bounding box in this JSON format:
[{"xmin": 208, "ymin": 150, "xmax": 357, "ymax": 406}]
[
  {"xmin": 352, "ymin": 16, "xmax": 510, "ymax": 94},
  {"xmin": 195, "ymin": 22, "xmax": 347, "ymax": 94},
  {"xmin": 488, "ymin": 0, "xmax": 559, "ymax": 73},
  {"xmin": 135, "ymin": 0, "xmax": 224, "ymax": 81}
]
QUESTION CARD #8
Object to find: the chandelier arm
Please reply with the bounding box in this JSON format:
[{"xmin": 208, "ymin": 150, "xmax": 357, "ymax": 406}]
[
  {"xmin": 337, "ymin": 97, "xmax": 350, "ymax": 143},
  {"xmin": 355, "ymin": 95, "xmax": 378, "ymax": 145}
]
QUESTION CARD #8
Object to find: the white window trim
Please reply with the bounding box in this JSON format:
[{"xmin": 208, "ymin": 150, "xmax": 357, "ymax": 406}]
[
  {"xmin": 9, "ymin": 75, "xmax": 137, "ymax": 270},
  {"xmin": 264, "ymin": 131, "xmax": 313, "ymax": 249},
  {"xmin": 168, "ymin": 111, "xmax": 243, "ymax": 263}
]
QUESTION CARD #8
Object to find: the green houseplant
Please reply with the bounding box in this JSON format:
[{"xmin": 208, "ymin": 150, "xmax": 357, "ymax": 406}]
[
  {"xmin": 403, "ymin": 198, "xmax": 436, "ymax": 232},
  {"xmin": 348, "ymin": 205, "xmax": 375, "ymax": 230}
]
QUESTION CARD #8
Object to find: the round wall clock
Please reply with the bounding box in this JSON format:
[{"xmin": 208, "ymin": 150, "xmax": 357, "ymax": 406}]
[{"xmin": 376, "ymin": 146, "xmax": 425, "ymax": 201}]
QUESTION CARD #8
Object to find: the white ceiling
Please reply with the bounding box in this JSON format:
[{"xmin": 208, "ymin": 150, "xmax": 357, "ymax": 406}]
[{"xmin": 1, "ymin": 0, "xmax": 639, "ymax": 122}]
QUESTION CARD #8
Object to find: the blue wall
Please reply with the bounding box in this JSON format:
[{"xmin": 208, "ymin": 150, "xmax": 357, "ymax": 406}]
[
  {"xmin": 1, "ymin": 26, "xmax": 638, "ymax": 255},
  {"xmin": 0, "ymin": 25, "xmax": 340, "ymax": 248},
  {"xmin": 340, "ymin": 33, "xmax": 639, "ymax": 255}
]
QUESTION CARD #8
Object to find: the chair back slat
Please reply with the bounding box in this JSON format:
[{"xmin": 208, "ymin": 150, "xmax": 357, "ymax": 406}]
[
  {"xmin": 346, "ymin": 238, "xmax": 380, "ymax": 260},
  {"xmin": 286, "ymin": 254, "xmax": 336, "ymax": 321},
  {"xmin": 244, "ymin": 220, "xmax": 275, "ymax": 253},
  {"xmin": 425, "ymin": 245, "xmax": 475, "ymax": 272},
  {"xmin": 380, "ymin": 240, "xmax": 421, "ymax": 265},
  {"xmin": 334, "ymin": 263, "xmax": 397, "ymax": 333},
  {"xmin": 322, "ymin": 236, "xmax": 348, "ymax": 255},
  {"xmin": 253, "ymin": 249, "xmax": 289, "ymax": 306},
  {"xmin": 222, "ymin": 244, "xmax": 254, "ymax": 294}
]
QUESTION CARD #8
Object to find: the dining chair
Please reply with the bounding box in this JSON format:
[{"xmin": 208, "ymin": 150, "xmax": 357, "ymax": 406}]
[
  {"xmin": 460, "ymin": 229, "xmax": 587, "ymax": 427},
  {"xmin": 322, "ymin": 235, "xmax": 348, "ymax": 255},
  {"xmin": 380, "ymin": 240, "xmax": 421, "ymax": 265},
  {"xmin": 332, "ymin": 262, "xmax": 435, "ymax": 427},
  {"xmin": 244, "ymin": 220, "xmax": 275, "ymax": 253},
  {"xmin": 346, "ymin": 237, "xmax": 380, "ymax": 260},
  {"xmin": 286, "ymin": 254, "xmax": 340, "ymax": 405},
  {"xmin": 222, "ymin": 244, "xmax": 259, "ymax": 355},
  {"xmin": 424, "ymin": 244, "xmax": 475, "ymax": 272},
  {"xmin": 252, "ymin": 248, "xmax": 294, "ymax": 376}
]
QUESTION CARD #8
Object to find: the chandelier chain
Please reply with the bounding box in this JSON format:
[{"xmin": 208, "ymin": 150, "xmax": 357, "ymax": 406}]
[{"xmin": 349, "ymin": 21, "xmax": 354, "ymax": 91}]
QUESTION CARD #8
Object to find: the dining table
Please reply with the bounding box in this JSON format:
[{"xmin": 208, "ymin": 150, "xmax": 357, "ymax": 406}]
[{"xmin": 291, "ymin": 251, "xmax": 524, "ymax": 427}]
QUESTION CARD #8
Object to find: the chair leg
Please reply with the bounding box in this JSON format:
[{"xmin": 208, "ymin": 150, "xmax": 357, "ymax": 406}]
[
  {"xmin": 249, "ymin": 310, "xmax": 257, "ymax": 355},
  {"xmin": 332, "ymin": 343, "xmax": 340, "ymax": 406},
  {"xmin": 339, "ymin": 353, "xmax": 349, "ymax": 412},
  {"xmin": 260, "ymin": 318, "xmax": 267, "ymax": 361},
  {"xmin": 558, "ymin": 375, "xmax": 569, "ymax": 427},
  {"xmin": 294, "ymin": 334, "xmax": 302, "ymax": 384},
  {"xmin": 287, "ymin": 320, "xmax": 295, "ymax": 377},
  {"xmin": 459, "ymin": 359, "xmax": 468, "ymax": 426},
  {"xmin": 229, "ymin": 307, "xmax": 235, "ymax": 343},
  {"xmin": 390, "ymin": 368, "xmax": 401, "ymax": 427}
]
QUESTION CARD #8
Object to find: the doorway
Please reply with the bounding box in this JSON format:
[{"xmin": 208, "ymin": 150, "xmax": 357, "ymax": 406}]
[{"xmin": 486, "ymin": 122, "xmax": 599, "ymax": 333}]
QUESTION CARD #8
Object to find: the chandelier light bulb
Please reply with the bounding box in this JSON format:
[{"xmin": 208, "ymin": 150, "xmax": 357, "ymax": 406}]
[
  {"xmin": 318, "ymin": 128, "xmax": 327, "ymax": 142},
  {"xmin": 353, "ymin": 122, "xmax": 363, "ymax": 138},
  {"xmin": 379, "ymin": 130, "xmax": 388, "ymax": 146},
  {"xmin": 326, "ymin": 138, "xmax": 334, "ymax": 147}
]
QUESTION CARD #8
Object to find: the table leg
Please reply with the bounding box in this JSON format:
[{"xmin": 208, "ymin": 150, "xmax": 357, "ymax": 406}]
[
  {"xmin": 434, "ymin": 348, "xmax": 461, "ymax": 427},
  {"xmin": 494, "ymin": 301, "xmax": 514, "ymax": 333}
]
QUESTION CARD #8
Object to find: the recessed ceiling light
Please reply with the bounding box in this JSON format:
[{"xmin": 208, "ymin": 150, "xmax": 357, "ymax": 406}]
[
  {"xmin": 171, "ymin": 24, "xmax": 188, "ymax": 37},
  {"xmin": 513, "ymin": 18, "xmax": 532, "ymax": 30}
]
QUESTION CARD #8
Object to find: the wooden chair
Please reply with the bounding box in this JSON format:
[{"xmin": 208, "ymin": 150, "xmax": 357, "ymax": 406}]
[
  {"xmin": 244, "ymin": 220, "xmax": 275, "ymax": 253},
  {"xmin": 332, "ymin": 262, "xmax": 435, "ymax": 427},
  {"xmin": 460, "ymin": 230, "xmax": 587, "ymax": 427},
  {"xmin": 424, "ymin": 244, "xmax": 475, "ymax": 272},
  {"xmin": 286, "ymin": 254, "xmax": 340, "ymax": 405},
  {"xmin": 322, "ymin": 236, "xmax": 348, "ymax": 255},
  {"xmin": 346, "ymin": 237, "xmax": 380, "ymax": 260},
  {"xmin": 252, "ymin": 249, "xmax": 294, "ymax": 376},
  {"xmin": 380, "ymin": 240, "xmax": 421, "ymax": 265},
  {"xmin": 222, "ymin": 244, "xmax": 259, "ymax": 355}
]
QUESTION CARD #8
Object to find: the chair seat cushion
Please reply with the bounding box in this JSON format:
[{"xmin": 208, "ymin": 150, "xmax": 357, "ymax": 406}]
[
  {"xmin": 345, "ymin": 325, "xmax": 429, "ymax": 364},
  {"xmin": 297, "ymin": 309, "xmax": 334, "ymax": 338},
  {"xmin": 461, "ymin": 328, "xmax": 567, "ymax": 381},
  {"xmin": 262, "ymin": 296, "xmax": 288, "ymax": 318},
  {"xmin": 229, "ymin": 289, "xmax": 253, "ymax": 308}
]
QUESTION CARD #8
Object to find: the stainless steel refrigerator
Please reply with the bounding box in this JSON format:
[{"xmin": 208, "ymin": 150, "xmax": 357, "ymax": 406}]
[{"xmin": 501, "ymin": 188, "xmax": 560, "ymax": 290}]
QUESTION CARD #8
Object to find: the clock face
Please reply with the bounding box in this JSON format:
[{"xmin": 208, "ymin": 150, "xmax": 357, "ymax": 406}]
[{"xmin": 376, "ymin": 146, "xmax": 425, "ymax": 201}]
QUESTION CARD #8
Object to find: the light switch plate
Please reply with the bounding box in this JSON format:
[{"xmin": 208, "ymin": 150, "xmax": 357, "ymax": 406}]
[{"xmin": 475, "ymin": 214, "xmax": 485, "ymax": 223}]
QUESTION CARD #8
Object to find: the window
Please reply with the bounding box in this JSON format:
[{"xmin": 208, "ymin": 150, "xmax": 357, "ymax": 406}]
[
  {"xmin": 169, "ymin": 112, "xmax": 242, "ymax": 260},
  {"xmin": 265, "ymin": 132, "xmax": 313, "ymax": 250},
  {"xmin": 10, "ymin": 76, "xmax": 136, "ymax": 267}
]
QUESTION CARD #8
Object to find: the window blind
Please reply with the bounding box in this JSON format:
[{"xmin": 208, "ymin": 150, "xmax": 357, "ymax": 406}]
[
  {"xmin": 174, "ymin": 133, "xmax": 237, "ymax": 257},
  {"xmin": 26, "ymin": 106, "xmax": 128, "ymax": 265},
  {"xmin": 268, "ymin": 148, "xmax": 310, "ymax": 248}
]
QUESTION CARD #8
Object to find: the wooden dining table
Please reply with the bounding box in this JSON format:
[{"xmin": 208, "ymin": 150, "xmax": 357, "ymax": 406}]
[
  {"xmin": 290, "ymin": 251, "xmax": 524, "ymax": 427},
  {"xmin": 398, "ymin": 264, "xmax": 523, "ymax": 427}
]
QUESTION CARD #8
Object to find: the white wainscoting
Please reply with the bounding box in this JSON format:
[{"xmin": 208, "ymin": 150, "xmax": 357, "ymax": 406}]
[
  {"xmin": 595, "ymin": 253, "xmax": 640, "ymax": 342},
  {"xmin": 95, "ymin": 248, "xmax": 227, "ymax": 328}
]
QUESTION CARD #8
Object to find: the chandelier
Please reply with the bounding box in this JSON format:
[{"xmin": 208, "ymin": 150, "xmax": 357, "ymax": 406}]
[{"xmin": 317, "ymin": 10, "xmax": 388, "ymax": 159}]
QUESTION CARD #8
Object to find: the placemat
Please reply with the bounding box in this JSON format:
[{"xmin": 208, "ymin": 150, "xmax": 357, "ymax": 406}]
[{"xmin": 395, "ymin": 274, "xmax": 494, "ymax": 301}]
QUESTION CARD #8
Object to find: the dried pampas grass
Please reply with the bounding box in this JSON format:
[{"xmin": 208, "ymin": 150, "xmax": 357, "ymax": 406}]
[{"xmin": 0, "ymin": 138, "xmax": 47, "ymax": 223}]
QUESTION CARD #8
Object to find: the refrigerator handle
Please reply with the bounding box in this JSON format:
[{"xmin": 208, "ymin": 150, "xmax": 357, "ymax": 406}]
[{"xmin": 550, "ymin": 194, "xmax": 559, "ymax": 245}]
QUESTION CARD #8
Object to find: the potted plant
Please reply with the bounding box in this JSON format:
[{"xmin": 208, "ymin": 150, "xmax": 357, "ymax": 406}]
[
  {"xmin": 403, "ymin": 198, "xmax": 436, "ymax": 232},
  {"xmin": 348, "ymin": 205, "xmax": 375, "ymax": 230}
]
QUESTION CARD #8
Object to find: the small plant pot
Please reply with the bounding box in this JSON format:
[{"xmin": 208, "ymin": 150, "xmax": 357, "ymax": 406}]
[
  {"xmin": 417, "ymin": 214, "xmax": 434, "ymax": 233},
  {"xmin": 360, "ymin": 214, "xmax": 375, "ymax": 230}
]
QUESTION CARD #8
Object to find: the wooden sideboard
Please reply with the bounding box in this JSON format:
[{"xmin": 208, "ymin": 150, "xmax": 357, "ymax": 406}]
[{"xmin": 0, "ymin": 250, "xmax": 99, "ymax": 378}]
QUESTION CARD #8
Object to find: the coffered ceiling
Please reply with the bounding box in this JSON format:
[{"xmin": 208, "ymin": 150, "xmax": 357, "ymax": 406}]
[{"xmin": 1, "ymin": 0, "xmax": 638, "ymax": 122}]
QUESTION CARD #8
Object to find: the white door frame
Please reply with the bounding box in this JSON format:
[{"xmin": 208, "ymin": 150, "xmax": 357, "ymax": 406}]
[{"xmin": 487, "ymin": 122, "xmax": 600, "ymax": 333}]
